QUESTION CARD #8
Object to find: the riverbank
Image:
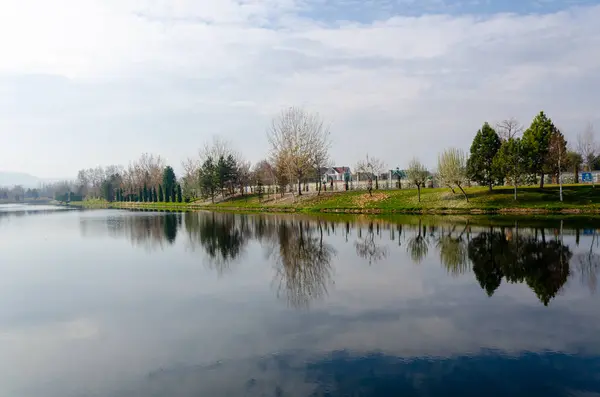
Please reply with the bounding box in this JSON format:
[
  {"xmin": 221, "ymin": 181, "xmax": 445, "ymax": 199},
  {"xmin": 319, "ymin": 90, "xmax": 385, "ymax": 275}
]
[{"xmin": 68, "ymin": 185, "xmax": 600, "ymax": 215}]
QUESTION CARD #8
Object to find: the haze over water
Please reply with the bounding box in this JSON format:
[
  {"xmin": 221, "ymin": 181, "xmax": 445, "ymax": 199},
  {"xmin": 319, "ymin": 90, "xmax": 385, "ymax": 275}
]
[{"xmin": 1, "ymin": 204, "xmax": 599, "ymax": 397}]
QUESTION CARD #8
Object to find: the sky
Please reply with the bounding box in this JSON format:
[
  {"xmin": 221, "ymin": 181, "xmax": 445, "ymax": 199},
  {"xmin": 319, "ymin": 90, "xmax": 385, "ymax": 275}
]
[{"xmin": 1, "ymin": 0, "xmax": 599, "ymax": 179}]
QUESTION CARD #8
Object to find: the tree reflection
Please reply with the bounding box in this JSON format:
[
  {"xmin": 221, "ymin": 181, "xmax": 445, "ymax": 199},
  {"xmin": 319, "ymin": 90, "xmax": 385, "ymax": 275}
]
[
  {"xmin": 184, "ymin": 212, "xmax": 249, "ymax": 275},
  {"xmin": 467, "ymin": 228, "xmax": 572, "ymax": 305},
  {"xmin": 437, "ymin": 224, "xmax": 469, "ymax": 276},
  {"xmin": 407, "ymin": 220, "xmax": 429, "ymax": 264},
  {"xmin": 573, "ymin": 230, "xmax": 600, "ymax": 294},
  {"xmin": 79, "ymin": 212, "xmax": 181, "ymax": 251},
  {"xmin": 354, "ymin": 222, "xmax": 388, "ymax": 265},
  {"xmin": 271, "ymin": 219, "xmax": 336, "ymax": 308}
]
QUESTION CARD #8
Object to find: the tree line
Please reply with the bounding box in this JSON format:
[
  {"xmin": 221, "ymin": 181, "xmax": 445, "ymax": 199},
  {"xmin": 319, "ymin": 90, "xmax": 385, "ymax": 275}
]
[{"xmin": 67, "ymin": 107, "xmax": 597, "ymax": 204}]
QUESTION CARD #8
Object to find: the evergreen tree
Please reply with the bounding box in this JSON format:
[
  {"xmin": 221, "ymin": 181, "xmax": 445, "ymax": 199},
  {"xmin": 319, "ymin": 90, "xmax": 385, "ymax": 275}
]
[
  {"xmin": 177, "ymin": 184, "xmax": 183, "ymax": 203},
  {"xmin": 143, "ymin": 184, "xmax": 148, "ymax": 202},
  {"xmin": 162, "ymin": 166, "xmax": 177, "ymax": 202},
  {"xmin": 171, "ymin": 186, "xmax": 176, "ymax": 203},
  {"xmin": 152, "ymin": 187, "xmax": 158, "ymax": 202},
  {"xmin": 200, "ymin": 156, "xmax": 218, "ymax": 203},
  {"xmin": 158, "ymin": 184, "xmax": 164, "ymax": 202},
  {"xmin": 116, "ymin": 189, "xmax": 121, "ymax": 202},
  {"xmin": 466, "ymin": 122, "xmax": 501, "ymax": 192},
  {"xmin": 139, "ymin": 188, "xmax": 143, "ymax": 202},
  {"xmin": 522, "ymin": 111, "xmax": 555, "ymax": 188}
]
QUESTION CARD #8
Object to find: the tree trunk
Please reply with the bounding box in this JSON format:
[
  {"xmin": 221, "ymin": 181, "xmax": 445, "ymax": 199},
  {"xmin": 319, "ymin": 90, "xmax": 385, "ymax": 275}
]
[
  {"xmin": 417, "ymin": 185, "xmax": 421, "ymax": 202},
  {"xmin": 488, "ymin": 181, "xmax": 493, "ymax": 192},
  {"xmin": 298, "ymin": 179, "xmax": 302, "ymax": 196},
  {"xmin": 574, "ymin": 166, "xmax": 579, "ymax": 184},
  {"xmin": 457, "ymin": 184, "xmax": 469, "ymax": 202},
  {"xmin": 514, "ymin": 182, "xmax": 517, "ymax": 201},
  {"xmin": 539, "ymin": 172, "xmax": 545, "ymax": 188}
]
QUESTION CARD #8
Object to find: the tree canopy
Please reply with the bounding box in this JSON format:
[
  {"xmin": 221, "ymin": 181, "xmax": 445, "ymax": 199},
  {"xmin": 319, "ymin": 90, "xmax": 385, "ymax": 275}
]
[{"xmin": 466, "ymin": 122, "xmax": 501, "ymax": 191}]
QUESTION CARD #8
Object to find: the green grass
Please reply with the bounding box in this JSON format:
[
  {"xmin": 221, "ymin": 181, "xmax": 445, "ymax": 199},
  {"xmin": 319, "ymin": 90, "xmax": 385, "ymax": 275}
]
[{"xmin": 69, "ymin": 184, "xmax": 600, "ymax": 215}]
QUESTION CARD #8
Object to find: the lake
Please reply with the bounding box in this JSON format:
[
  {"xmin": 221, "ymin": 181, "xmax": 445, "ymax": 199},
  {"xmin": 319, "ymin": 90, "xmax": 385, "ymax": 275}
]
[{"xmin": 1, "ymin": 204, "xmax": 599, "ymax": 397}]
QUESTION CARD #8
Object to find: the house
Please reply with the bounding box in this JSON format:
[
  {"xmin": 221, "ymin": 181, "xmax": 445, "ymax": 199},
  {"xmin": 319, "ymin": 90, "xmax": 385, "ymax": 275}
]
[{"xmin": 322, "ymin": 166, "xmax": 351, "ymax": 182}]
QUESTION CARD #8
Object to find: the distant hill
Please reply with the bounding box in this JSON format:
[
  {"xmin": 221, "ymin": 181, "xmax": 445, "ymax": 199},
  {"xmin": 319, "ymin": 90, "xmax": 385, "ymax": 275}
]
[{"xmin": 0, "ymin": 172, "xmax": 44, "ymax": 188}]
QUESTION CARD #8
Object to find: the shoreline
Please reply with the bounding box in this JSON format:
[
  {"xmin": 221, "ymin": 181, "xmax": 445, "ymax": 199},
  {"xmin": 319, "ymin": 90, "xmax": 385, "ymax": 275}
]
[{"xmin": 65, "ymin": 185, "xmax": 600, "ymax": 216}]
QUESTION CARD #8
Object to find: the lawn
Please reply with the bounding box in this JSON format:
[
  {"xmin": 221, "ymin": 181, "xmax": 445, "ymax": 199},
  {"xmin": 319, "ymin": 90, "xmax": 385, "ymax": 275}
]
[{"xmin": 69, "ymin": 184, "xmax": 600, "ymax": 214}]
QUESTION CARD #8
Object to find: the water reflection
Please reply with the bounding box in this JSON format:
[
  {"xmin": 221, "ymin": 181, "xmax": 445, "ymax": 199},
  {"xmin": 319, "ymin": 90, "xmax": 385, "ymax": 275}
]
[
  {"xmin": 135, "ymin": 351, "xmax": 600, "ymax": 397},
  {"xmin": 269, "ymin": 219, "xmax": 336, "ymax": 308},
  {"xmin": 184, "ymin": 212, "xmax": 249, "ymax": 275},
  {"xmin": 79, "ymin": 211, "xmax": 181, "ymax": 251},
  {"xmin": 79, "ymin": 212, "xmax": 600, "ymax": 306}
]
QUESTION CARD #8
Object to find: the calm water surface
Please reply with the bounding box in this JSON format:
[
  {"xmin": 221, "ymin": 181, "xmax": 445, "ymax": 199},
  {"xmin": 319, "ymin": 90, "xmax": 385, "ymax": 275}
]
[{"xmin": 1, "ymin": 204, "xmax": 599, "ymax": 397}]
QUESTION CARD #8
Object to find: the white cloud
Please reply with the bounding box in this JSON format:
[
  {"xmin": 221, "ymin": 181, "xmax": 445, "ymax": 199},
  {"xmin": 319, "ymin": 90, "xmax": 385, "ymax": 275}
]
[{"xmin": 0, "ymin": 0, "xmax": 599, "ymax": 176}]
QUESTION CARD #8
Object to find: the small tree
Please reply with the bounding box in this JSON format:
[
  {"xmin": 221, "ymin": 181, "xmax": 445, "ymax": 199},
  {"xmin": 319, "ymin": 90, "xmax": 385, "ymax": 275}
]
[
  {"xmin": 138, "ymin": 188, "xmax": 143, "ymax": 202},
  {"xmin": 177, "ymin": 184, "xmax": 183, "ymax": 203},
  {"xmin": 152, "ymin": 187, "xmax": 157, "ymax": 202},
  {"xmin": 406, "ymin": 158, "xmax": 429, "ymax": 202},
  {"xmin": 544, "ymin": 127, "xmax": 568, "ymax": 184},
  {"xmin": 493, "ymin": 137, "xmax": 526, "ymax": 200},
  {"xmin": 437, "ymin": 148, "xmax": 469, "ymax": 201},
  {"xmin": 158, "ymin": 184, "xmax": 164, "ymax": 202},
  {"xmin": 356, "ymin": 154, "xmax": 386, "ymax": 196}
]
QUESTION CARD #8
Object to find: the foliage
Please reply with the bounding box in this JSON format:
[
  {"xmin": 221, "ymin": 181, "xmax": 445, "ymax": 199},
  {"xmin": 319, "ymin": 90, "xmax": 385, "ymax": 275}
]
[
  {"xmin": 493, "ymin": 137, "xmax": 527, "ymax": 200},
  {"xmin": 544, "ymin": 127, "xmax": 568, "ymax": 183},
  {"xmin": 521, "ymin": 111, "xmax": 555, "ymax": 187},
  {"xmin": 158, "ymin": 184, "xmax": 164, "ymax": 202},
  {"xmin": 466, "ymin": 122, "xmax": 501, "ymax": 191},
  {"xmin": 200, "ymin": 156, "xmax": 219, "ymax": 203},
  {"xmin": 162, "ymin": 166, "xmax": 177, "ymax": 202},
  {"xmin": 177, "ymin": 183, "xmax": 183, "ymax": 203},
  {"xmin": 437, "ymin": 148, "xmax": 468, "ymax": 201},
  {"xmin": 268, "ymin": 107, "xmax": 330, "ymax": 196}
]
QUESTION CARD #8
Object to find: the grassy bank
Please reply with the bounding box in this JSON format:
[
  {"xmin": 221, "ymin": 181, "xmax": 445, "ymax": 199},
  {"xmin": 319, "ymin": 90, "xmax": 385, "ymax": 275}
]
[{"xmin": 69, "ymin": 184, "xmax": 600, "ymax": 215}]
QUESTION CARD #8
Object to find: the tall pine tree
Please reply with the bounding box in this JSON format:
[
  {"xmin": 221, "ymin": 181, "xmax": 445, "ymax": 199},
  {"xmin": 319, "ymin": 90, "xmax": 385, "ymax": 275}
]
[
  {"xmin": 158, "ymin": 184, "xmax": 164, "ymax": 202},
  {"xmin": 162, "ymin": 166, "xmax": 177, "ymax": 202},
  {"xmin": 522, "ymin": 111, "xmax": 554, "ymax": 188},
  {"xmin": 152, "ymin": 187, "xmax": 158, "ymax": 202},
  {"xmin": 466, "ymin": 122, "xmax": 501, "ymax": 192}
]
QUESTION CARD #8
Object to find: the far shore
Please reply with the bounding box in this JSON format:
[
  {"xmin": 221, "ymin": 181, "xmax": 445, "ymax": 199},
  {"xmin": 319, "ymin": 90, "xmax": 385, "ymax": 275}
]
[{"xmin": 66, "ymin": 184, "xmax": 600, "ymax": 216}]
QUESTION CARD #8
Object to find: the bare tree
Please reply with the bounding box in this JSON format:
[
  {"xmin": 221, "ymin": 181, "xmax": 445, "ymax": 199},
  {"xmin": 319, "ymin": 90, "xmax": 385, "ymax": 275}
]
[
  {"xmin": 406, "ymin": 158, "xmax": 429, "ymax": 202},
  {"xmin": 437, "ymin": 148, "xmax": 468, "ymax": 201},
  {"xmin": 577, "ymin": 122, "xmax": 597, "ymax": 172},
  {"xmin": 312, "ymin": 138, "xmax": 331, "ymax": 195},
  {"xmin": 181, "ymin": 157, "xmax": 201, "ymax": 200},
  {"xmin": 268, "ymin": 107, "xmax": 330, "ymax": 197},
  {"xmin": 496, "ymin": 118, "xmax": 524, "ymax": 141},
  {"xmin": 355, "ymin": 154, "xmax": 386, "ymax": 196}
]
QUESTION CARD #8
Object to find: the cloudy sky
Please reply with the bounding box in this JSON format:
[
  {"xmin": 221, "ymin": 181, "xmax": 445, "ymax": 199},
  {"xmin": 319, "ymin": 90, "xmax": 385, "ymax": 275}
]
[{"xmin": 1, "ymin": 0, "xmax": 599, "ymax": 179}]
